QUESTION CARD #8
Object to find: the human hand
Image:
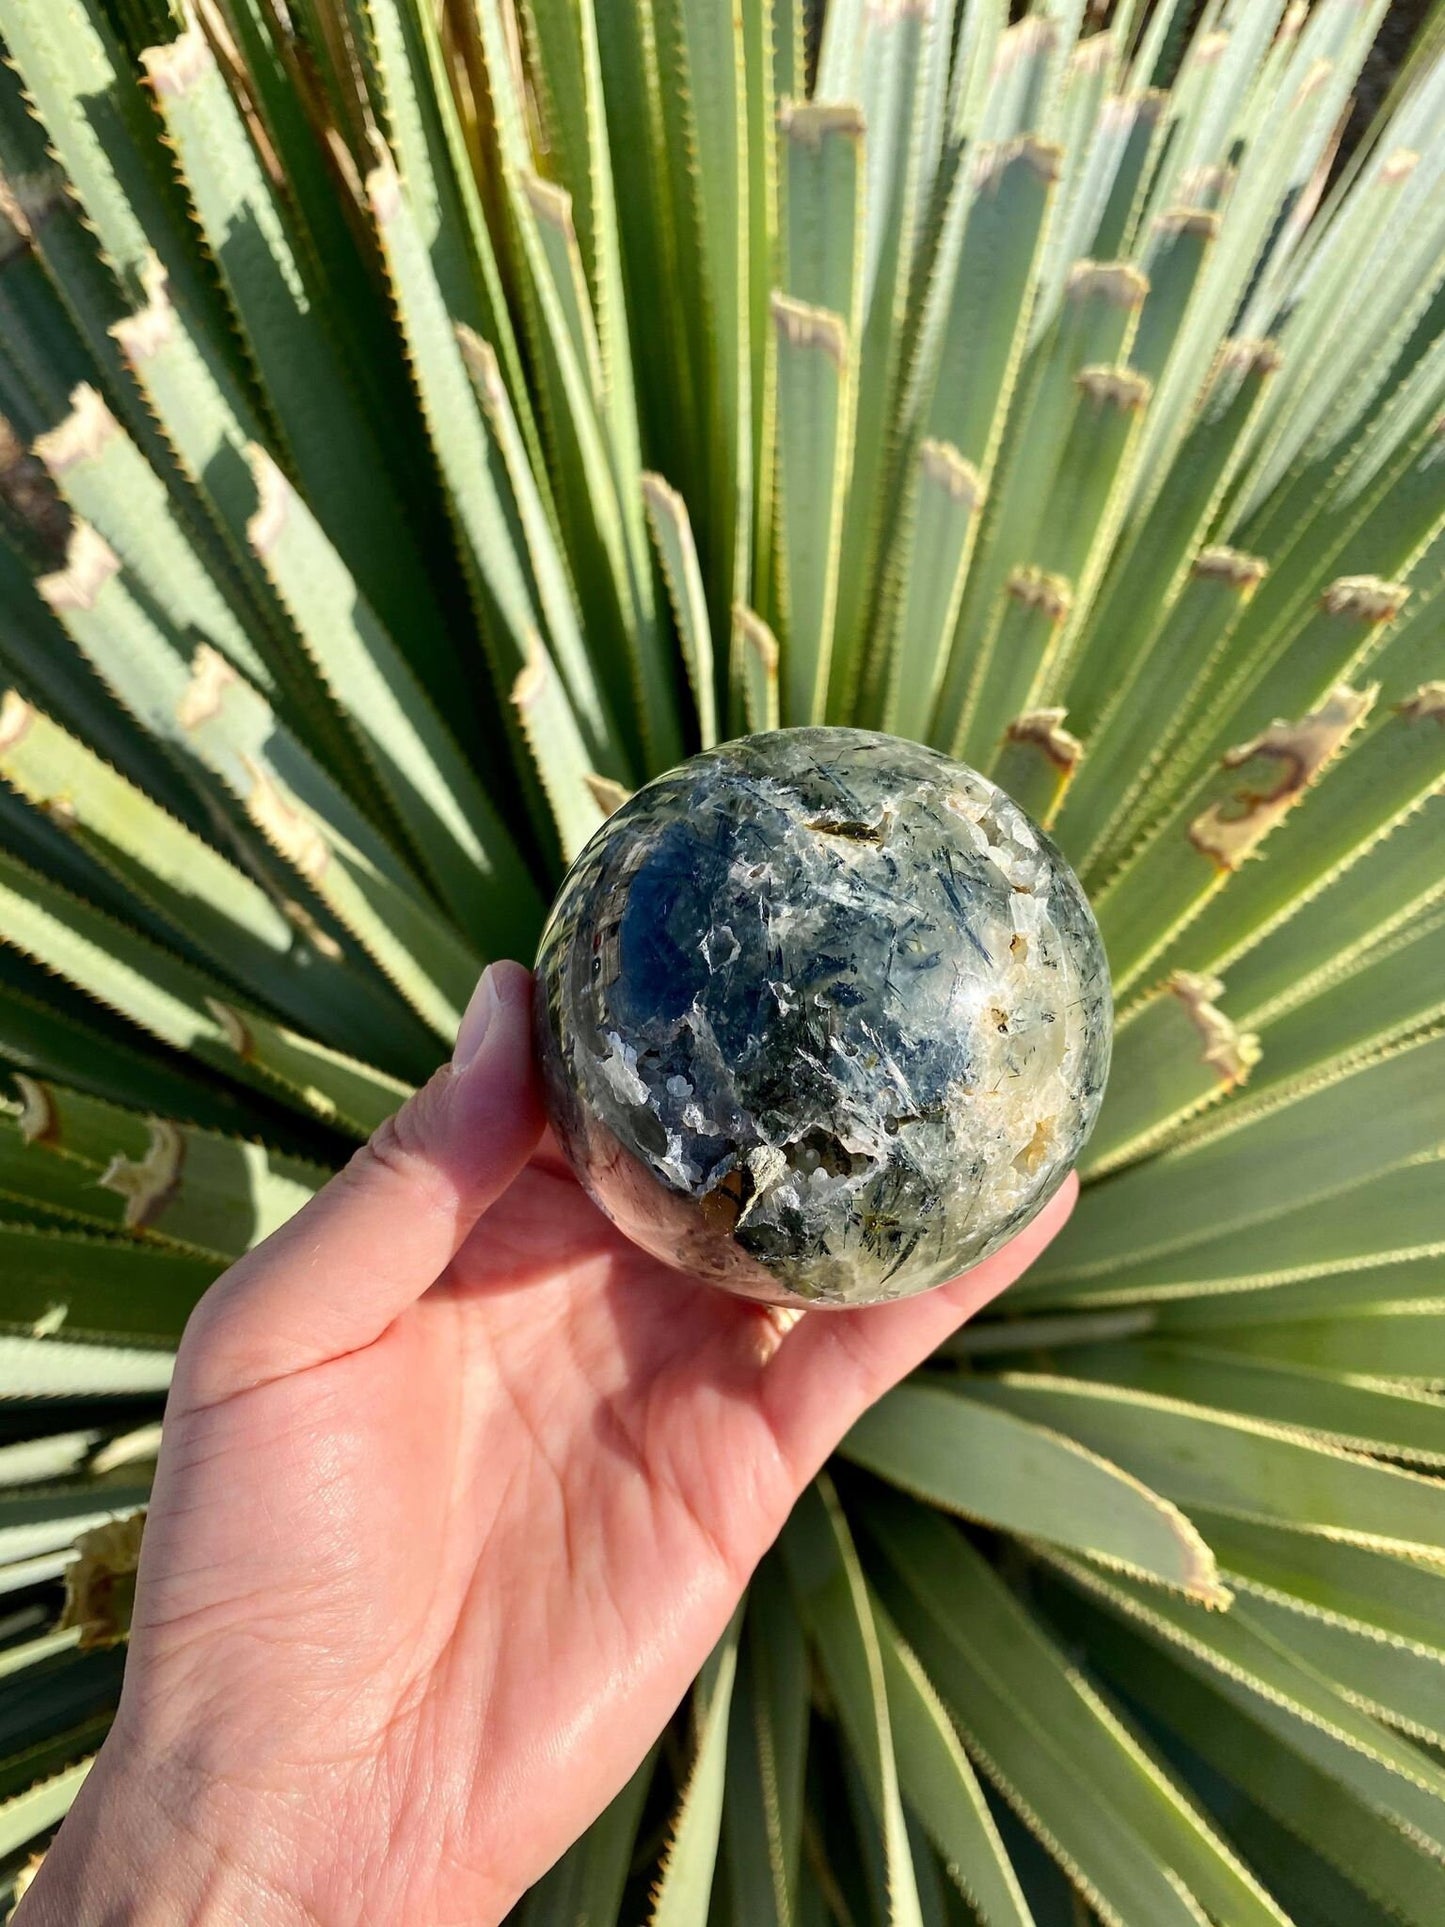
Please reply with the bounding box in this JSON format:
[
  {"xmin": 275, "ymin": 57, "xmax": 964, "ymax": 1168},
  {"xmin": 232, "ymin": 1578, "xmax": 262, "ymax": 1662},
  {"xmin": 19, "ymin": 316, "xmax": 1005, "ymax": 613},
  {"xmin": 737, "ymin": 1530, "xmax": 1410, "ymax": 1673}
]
[{"xmin": 18, "ymin": 961, "xmax": 1075, "ymax": 1927}]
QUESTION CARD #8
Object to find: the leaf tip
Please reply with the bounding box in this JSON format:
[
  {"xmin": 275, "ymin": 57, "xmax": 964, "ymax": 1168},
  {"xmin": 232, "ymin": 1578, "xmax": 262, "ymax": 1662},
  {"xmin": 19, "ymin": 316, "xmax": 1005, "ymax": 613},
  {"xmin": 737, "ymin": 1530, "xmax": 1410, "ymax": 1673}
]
[
  {"xmin": 111, "ymin": 255, "xmax": 176, "ymax": 361},
  {"xmin": 1005, "ymin": 707, "xmax": 1083, "ymax": 772},
  {"xmin": 205, "ymin": 997, "xmax": 251, "ymax": 1057},
  {"xmin": 33, "ymin": 385, "xmax": 116, "ymax": 477},
  {"xmin": 1396, "ymin": 681, "xmax": 1445, "ymax": 723},
  {"xmin": 1218, "ymin": 335, "xmax": 1283, "ymax": 379},
  {"xmin": 176, "ymin": 644, "xmax": 239, "ymax": 731},
  {"xmin": 583, "ymin": 773, "xmax": 632, "ymax": 817},
  {"xmin": 1167, "ymin": 971, "xmax": 1261, "ymax": 1089},
  {"xmin": 1066, "ymin": 260, "xmax": 1150, "ymax": 311},
  {"xmin": 244, "ymin": 444, "xmax": 290, "ymax": 556},
  {"xmin": 640, "ymin": 470, "xmax": 683, "ymax": 517},
  {"xmin": 456, "ymin": 325, "xmax": 503, "ymax": 406},
  {"xmin": 732, "ymin": 603, "xmax": 779, "ymax": 669},
  {"xmin": 0, "ymin": 687, "xmax": 34, "ymax": 754},
  {"xmin": 13, "ymin": 1072, "xmax": 55, "ymax": 1144},
  {"xmin": 1154, "ymin": 206, "xmax": 1222, "ymax": 242},
  {"xmin": 1077, "ymin": 365, "xmax": 1152, "ymax": 412},
  {"xmin": 520, "ymin": 171, "xmax": 575, "ymax": 239},
  {"xmin": 511, "ymin": 631, "xmax": 550, "ymax": 712},
  {"xmin": 365, "ymin": 142, "xmax": 403, "ymax": 225},
  {"xmin": 770, "ymin": 291, "xmax": 849, "ymax": 367},
  {"xmin": 1319, "ymin": 575, "xmax": 1409, "ymax": 624},
  {"xmin": 140, "ymin": 20, "xmax": 211, "ymax": 97},
  {"xmin": 37, "ymin": 522, "xmax": 119, "ymax": 614},
  {"xmin": 779, "ymin": 98, "xmax": 865, "ymax": 146},
  {"xmin": 1190, "ymin": 684, "xmax": 1377, "ymax": 870},
  {"xmin": 61, "ymin": 1511, "xmax": 145, "ymax": 1648},
  {"xmin": 1192, "ymin": 545, "xmax": 1268, "ymax": 592},
  {"xmin": 919, "ymin": 439, "xmax": 984, "ymax": 507},
  {"xmin": 1006, "ymin": 567, "xmax": 1072, "ymax": 622},
  {"xmin": 975, "ymin": 134, "xmax": 1063, "ymax": 190},
  {"xmin": 99, "ymin": 1121, "xmax": 184, "ymax": 1230}
]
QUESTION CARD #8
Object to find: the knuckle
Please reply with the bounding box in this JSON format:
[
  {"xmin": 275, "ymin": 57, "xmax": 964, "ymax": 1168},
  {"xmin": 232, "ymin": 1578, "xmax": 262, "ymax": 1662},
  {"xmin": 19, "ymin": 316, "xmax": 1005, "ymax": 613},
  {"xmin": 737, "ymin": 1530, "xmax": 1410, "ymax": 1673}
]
[
  {"xmin": 339, "ymin": 1073, "xmax": 460, "ymax": 1219},
  {"xmin": 359, "ymin": 1108, "xmax": 415, "ymax": 1181}
]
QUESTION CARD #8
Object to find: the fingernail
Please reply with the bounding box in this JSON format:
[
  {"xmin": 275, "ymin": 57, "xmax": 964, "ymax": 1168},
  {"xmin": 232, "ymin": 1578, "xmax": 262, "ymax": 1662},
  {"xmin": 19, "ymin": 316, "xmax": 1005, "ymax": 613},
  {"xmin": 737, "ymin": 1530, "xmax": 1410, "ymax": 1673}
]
[{"xmin": 453, "ymin": 966, "xmax": 501, "ymax": 1069}]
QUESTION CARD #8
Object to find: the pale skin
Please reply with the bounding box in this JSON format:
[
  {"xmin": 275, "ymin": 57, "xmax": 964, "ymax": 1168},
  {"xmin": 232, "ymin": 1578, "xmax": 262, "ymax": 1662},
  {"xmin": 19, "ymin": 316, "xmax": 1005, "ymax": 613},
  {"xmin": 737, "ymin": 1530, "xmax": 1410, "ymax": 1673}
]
[{"xmin": 19, "ymin": 961, "xmax": 1075, "ymax": 1927}]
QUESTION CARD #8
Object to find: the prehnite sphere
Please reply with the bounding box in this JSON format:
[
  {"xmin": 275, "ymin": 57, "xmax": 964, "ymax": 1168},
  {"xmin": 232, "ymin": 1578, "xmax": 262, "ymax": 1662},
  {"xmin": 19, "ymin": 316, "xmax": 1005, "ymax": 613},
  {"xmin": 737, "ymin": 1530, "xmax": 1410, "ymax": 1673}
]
[{"xmin": 533, "ymin": 727, "xmax": 1111, "ymax": 1308}]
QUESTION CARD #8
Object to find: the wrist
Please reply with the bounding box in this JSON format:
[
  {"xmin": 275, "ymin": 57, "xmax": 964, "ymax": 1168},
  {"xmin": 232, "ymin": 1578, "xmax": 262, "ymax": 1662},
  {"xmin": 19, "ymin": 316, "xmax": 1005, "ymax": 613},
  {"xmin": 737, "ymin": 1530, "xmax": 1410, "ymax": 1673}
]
[{"xmin": 16, "ymin": 1738, "xmax": 309, "ymax": 1927}]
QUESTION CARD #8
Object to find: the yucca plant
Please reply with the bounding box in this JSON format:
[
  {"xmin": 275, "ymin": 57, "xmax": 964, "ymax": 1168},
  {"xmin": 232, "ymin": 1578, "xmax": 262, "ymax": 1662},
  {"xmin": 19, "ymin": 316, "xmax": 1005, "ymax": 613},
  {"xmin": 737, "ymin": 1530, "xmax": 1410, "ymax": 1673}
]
[{"xmin": 0, "ymin": 0, "xmax": 1442, "ymax": 1916}]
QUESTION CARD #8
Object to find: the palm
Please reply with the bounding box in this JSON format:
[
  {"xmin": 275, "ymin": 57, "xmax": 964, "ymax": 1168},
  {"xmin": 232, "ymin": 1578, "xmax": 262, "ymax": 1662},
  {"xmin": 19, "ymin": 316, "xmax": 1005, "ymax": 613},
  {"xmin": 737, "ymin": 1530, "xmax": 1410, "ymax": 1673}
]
[{"xmin": 86, "ymin": 979, "xmax": 1074, "ymax": 1927}]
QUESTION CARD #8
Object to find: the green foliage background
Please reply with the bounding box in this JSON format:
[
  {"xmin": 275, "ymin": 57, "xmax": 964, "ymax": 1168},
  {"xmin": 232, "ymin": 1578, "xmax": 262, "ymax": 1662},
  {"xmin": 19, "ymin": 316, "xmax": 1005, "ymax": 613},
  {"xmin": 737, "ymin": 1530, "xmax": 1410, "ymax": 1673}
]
[{"xmin": 0, "ymin": 0, "xmax": 1443, "ymax": 1918}]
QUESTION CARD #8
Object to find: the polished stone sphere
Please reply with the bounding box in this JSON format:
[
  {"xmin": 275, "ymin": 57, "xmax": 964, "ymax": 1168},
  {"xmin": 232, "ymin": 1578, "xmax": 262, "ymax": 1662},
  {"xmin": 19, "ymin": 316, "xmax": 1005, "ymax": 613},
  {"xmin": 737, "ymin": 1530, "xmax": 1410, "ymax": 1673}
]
[{"xmin": 533, "ymin": 728, "xmax": 1111, "ymax": 1308}]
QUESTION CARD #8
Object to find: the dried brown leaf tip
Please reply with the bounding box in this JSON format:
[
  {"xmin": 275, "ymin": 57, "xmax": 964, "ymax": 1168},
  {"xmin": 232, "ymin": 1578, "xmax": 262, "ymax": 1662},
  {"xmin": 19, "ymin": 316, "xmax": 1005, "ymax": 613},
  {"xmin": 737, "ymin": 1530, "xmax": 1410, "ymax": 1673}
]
[
  {"xmin": 33, "ymin": 385, "xmax": 117, "ymax": 477},
  {"xmin": 1155, "ymin": 207, "xmax": 1221, "ymax": 241},
  {"xmin": 1397, "ymin": 681, "xmax": 1445, "ymax": 723},
  {"xmin": 244, "ymin": 761, "xmax": 330, "ymax": 881},
  {"xmin": 1076, "ymin": 365, "xmax": 1152, "ymax": 411},
  {"xmin": 733, "ymin": 603, "xmax": 779, "ymax": 669},
  {"xmin": 141, "ymin": 21, "xmax": 212, "ymax": 97},
  {"xmin": 1065, "ymin": 260, "xmax": 1150, "ymax": 309},
  {"xmin": 512, "ymin": 630, "xmax": 553, "ymax": 713},
  {"xmin": 61, "ymin": 1511, "xmax": 146, "ymax": 1649},
  {"xmin": 521, "ymin": 172, "xmax": 575, "ymax": 236},
  {"xmin": 37, "ymin": 522, "xmax": 119, "ymax": 613},
  {"xmin": 1216, "ymin": 336, "xmax": 1283, "ymax": 379},
  {"xmin": 99, "ymin": 1119, "xmax": 185, "ymax": 1230},
  {"xmin": 1192, "ymin": 546, "xmax": 1268, "ymax": 591},
  {"xmin": 974, "ymin": 136, "xmax": 1063, "ymax": 191},
  {"xmin": 1006, "ymin": 568, "xmax": 1073, "ymax": 623},
  {"xmin": 112, "ymin": 255, "xmax": 177, "ymax": 362},
  {"xmin": 456, "ymin": 326, "xmax": 504, "ymax": 408},
  {"xmin": 245, "ymin": 444, "xmax": 291, "ymax": 555},
  {"xmin": 177, "ymin": 643, "xmax": 239, "ymax": 730},
  {"xmin": 1179, "ymin": 163, "xmax": 1235, "ymax": 210},
  {"xmin": 1167, "ymin": 971, "xmax": 1261, "ymax": 1088},
  {"xmin": 10, "ymin": 1850, "xmax": 46, "ymax": 1908},
  {"xmin": 0, "ymin": 688, "xmax": 34, "ymax": 754},
  {"xmin": 779, "ymin": 99, "xmax": 864, "ymax": 144},
  {"xmin": 1319, "ymin": 576, "xmax": 1409, "ymax": 624},
  {"xmin": 12, "ymin": 1073, "xmax": 55, "ymax": 1144},
  {"xmin": 993, "ymin": 15, "xmax": 1057, "ymax": 71},
  {"xmin": 206, "ymin": 998, "xmax": 252, "ymax": 1057},
  {"xmin": 1005, "ymin": 708, "xmax": 1084, "ymax": 772},
  {"xmin": 640, "ymin": 471, "xmax": 685, "ymax": 519},
  {"xmin": 1069, "ymin": 31, "xmax": 1114, "ymax": 77},
  {"xmin": 365, "ymin": 142, "xmax": 403, "ymax": 225},
  {"xmin": 770, "ymin": 292, "xmax": 848, "ymax": 366},
  {"xmin": 281, "ymin": 898, "xmax": 343, "ymax": 963},
  {"xmin": 919, "ymin": 439, "xmax": 984, "ymax": 507},
  {"xmin": 584, "ymin": 773, "xmax": 632, "ymax": 817},
  {"xmin": 1190, "ymin": 684, "xmax": 1377, "ymax": 871}
]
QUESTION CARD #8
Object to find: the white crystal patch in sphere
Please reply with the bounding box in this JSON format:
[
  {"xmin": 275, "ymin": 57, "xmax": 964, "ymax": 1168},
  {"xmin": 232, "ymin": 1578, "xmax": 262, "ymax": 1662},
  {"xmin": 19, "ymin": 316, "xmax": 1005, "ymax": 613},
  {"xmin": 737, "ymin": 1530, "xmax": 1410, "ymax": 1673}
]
[{"xmin": 533, "ymin": 727, "xmax": 1111, "ymax": 1308}]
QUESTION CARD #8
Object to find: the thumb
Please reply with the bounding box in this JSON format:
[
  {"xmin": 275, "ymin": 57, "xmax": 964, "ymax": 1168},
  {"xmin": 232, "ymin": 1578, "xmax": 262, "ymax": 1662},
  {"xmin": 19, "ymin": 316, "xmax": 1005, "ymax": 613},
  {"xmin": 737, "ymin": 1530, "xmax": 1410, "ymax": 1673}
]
[{"xmin": 173, "ymin": 960, "xmax": 545, "ymax": 1412}]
